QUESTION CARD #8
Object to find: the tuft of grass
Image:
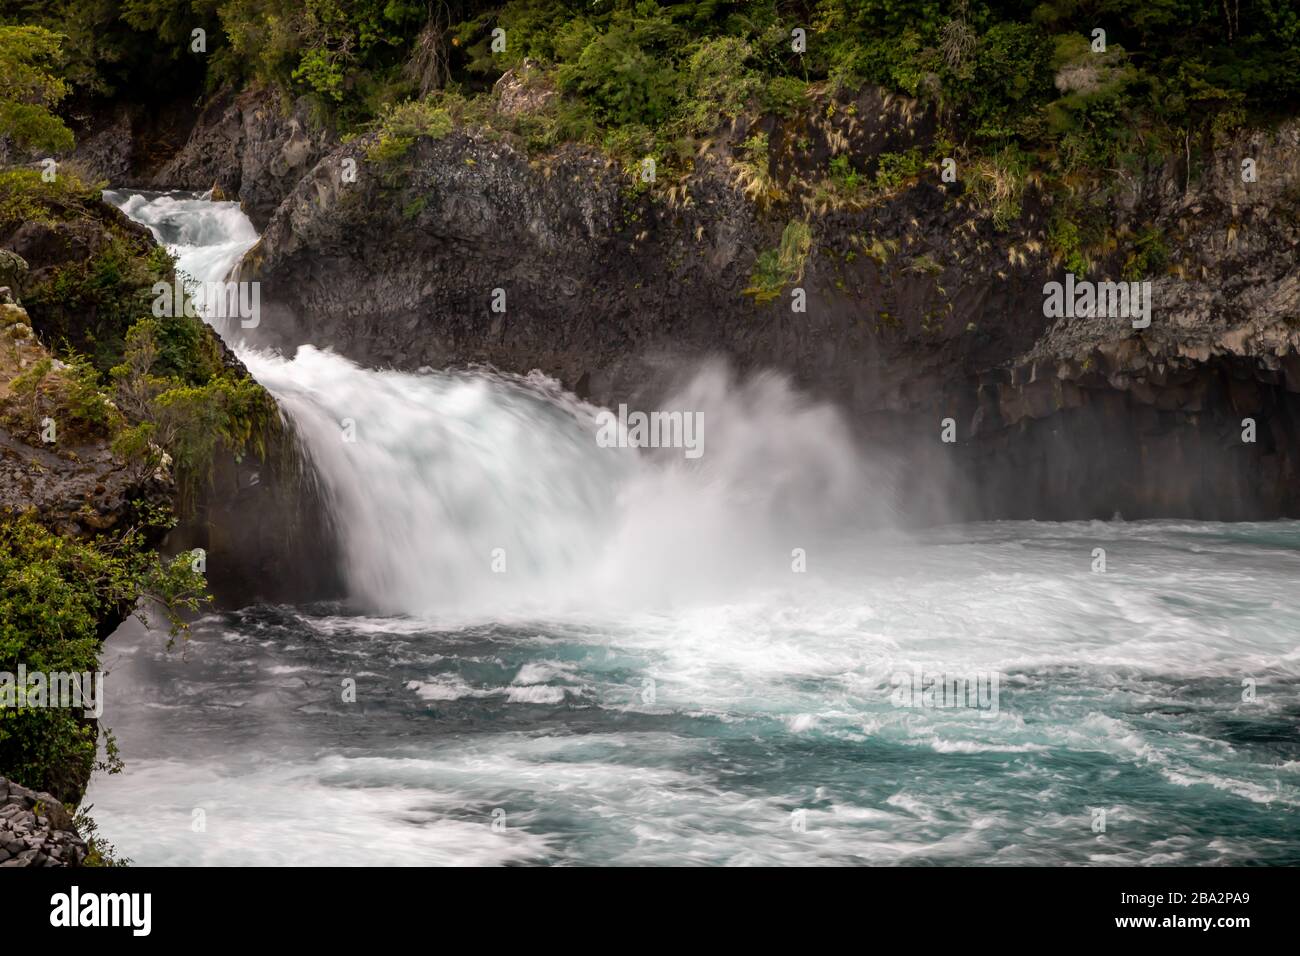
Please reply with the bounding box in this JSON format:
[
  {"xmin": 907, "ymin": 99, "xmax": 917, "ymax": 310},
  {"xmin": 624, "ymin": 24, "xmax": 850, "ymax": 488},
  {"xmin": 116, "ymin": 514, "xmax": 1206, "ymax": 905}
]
[
  {"xmin": 967, "ymin": 147, "xmax": 1029, "ymax": 230},
  {"xmin": 745, "ymin": 219, "xmax": 812, "ymax": 304},
  {"xmin": 732, "ymin": 130, "xmax": 782, "ymax": 207}
]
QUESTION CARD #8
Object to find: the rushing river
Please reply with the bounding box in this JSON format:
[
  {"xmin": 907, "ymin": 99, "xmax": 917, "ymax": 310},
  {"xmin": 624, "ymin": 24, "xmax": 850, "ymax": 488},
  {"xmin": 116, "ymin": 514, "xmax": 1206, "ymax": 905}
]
[{"xmin": 86, "ymin": 191, "xmax": 1300, "ymax": 865}]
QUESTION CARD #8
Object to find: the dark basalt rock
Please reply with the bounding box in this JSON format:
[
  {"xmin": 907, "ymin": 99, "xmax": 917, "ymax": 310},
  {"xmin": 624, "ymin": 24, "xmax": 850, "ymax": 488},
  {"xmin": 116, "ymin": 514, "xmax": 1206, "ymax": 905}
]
[
  {"xmin": 110, "ymin": 74, "xmax": 1300, "ymax": 521},
  {"xmin": 149, "ymin": 87, "xmax": 334, "ymax": 231},
  {"xmin": 224, "ymin": 83, "xmax": 1300, "ymax": 521}
]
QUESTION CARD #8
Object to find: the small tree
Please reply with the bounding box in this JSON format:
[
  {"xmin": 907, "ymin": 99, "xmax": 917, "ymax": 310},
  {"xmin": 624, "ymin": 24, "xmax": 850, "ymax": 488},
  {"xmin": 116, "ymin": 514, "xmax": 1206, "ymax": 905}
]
[{"xmin": 0, "ymin": 25, "xmax": 74, "ymax": 154}]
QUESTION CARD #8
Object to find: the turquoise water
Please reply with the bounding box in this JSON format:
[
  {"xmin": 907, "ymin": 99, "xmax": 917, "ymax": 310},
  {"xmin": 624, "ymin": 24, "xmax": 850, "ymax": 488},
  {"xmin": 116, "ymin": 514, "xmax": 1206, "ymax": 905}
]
[
  {"xmin": 90, "ymin": 189, "xmax": 1299, "ymax": 866},
  {"xmin": 87, "ymin": 520, "xmax": 1300, "ymax": 866}
]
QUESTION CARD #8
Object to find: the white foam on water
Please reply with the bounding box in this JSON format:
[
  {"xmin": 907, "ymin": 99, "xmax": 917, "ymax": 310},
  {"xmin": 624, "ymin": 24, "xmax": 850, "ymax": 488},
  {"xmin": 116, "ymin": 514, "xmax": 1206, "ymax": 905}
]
[{"xmin": 88, "ymin": 189, "xmax": 1300, "ymax": 866}]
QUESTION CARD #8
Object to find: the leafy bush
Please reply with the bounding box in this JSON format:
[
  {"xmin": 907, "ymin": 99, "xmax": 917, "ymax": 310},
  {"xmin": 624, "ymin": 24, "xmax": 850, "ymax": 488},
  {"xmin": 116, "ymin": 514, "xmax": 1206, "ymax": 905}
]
[
  {"xmin": 762, "ymin": 76, "xmax": 810, "ymax": 117},
  {"xmin": 365, "ymin": 98, "xmax": 454, "ymax": 164},
  {"xmin": 830, "ymin": 155, "xmax": 862, "ymax": 192},
  {"xmin": 556, "ymin": 9, "xmax": 682, "ymax": 127},
  {"xmin": 4, "ymin": 351, "xmax": 121, "ymax": 441},
  {"xmin": 1122, "ymin": 226, "xmax": 1170, "ymax": 281},
  {"xmin": 110, "ymin": 318, "xmax": 277, "ymax": 508},
  {"xmin": 875, "ymin": 147, "xmax": 927, "ymax": 191},
  {"xmin": 0, "ymin": 25, "xmax": 74, "ymax": 153},
  {"xmin": 680, "ymin": 36, "xmax": 761, "ymax": 134},
  {"xmin": 0, "ymin": 169, "xmax": 99, "ymax": 233},
  {"xmin": 0, "ymin": 512, "xmax": 208, "ymax": 803}
]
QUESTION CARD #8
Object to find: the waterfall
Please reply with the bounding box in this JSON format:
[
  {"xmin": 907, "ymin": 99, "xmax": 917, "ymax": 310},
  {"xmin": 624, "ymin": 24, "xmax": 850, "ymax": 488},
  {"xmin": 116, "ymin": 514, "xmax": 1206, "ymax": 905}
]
[
  {"xmin": 105, "ymin": 190, "xmax": 888, "ymax": 618},
  {"xmin": 89, "ymin": 189, "xmax": 1300, "ymax": 867}
]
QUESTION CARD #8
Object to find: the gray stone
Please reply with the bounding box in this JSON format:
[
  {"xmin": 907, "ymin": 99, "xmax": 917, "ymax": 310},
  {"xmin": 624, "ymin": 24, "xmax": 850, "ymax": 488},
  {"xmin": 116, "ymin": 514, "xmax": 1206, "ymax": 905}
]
[{"xmin": 0, "ymin": 777, "xmax": 86, "ymax": 867}]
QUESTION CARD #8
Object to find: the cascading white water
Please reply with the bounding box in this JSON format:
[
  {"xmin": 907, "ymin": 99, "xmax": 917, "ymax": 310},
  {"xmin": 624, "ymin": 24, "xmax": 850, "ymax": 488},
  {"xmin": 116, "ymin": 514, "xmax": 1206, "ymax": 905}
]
[
  {"xmin": 242, "ymin": 347, "xmax": 887, "ymax": 617},
  {"xmin": 104, "ymin": 190, "xmax": 259, "ymax": 333},
  {"xmin": 90, "ymin": 190, "xmax": 1300, "ymax": 867},
  {"xmin": 104, "ymin": 189, "xmax": 889, "ymax": 618},
  {"xmin": 242, "ymin": 348, "xmax": 631, "ymax": 614}
]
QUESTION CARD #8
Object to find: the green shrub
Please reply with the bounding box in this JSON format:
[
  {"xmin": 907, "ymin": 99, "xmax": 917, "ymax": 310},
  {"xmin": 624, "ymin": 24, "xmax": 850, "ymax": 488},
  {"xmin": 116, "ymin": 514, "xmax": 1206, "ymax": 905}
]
[
  {"xmin": 365, "ymin": 98, "xmax": 454, "ymax": 164},
  {"xmin": 831, "ymin": 154, "xmax": 863, "ymax": 192},
  {"xmin": 681, "ymin": 36, "xmax": 760, "ymax": 134},
  {"xmin": 557, "ymin": 11, "xmax": 682, "ymax": 127},
  {"xmin": 0, "ymin": 25, "xmax": 74, "ymax": 153},
  {"xmin": 762, "ymin": 76, "xmax": 810, "ymax": 117},
  {"xmin": 1049, "ymin": 214, "xmax": 1089, "ymax": 277},
  {"xmin": 1122, "ymin": 226, "xmax": 1170, "ymax": 281},
  {"xmin": 0, "ymin": 512, "xmax": 208, "ymax": 803},
  {"xmin": 875, "ymin": 147, "xmax": 927, "ymax": 191},
  {"xmin": 745, "ymin": 219, "xmax": 813, "ymax": 304},
  {"xmin": 110, "ymin": 318, "xmax": 277, "ymax": 508}
]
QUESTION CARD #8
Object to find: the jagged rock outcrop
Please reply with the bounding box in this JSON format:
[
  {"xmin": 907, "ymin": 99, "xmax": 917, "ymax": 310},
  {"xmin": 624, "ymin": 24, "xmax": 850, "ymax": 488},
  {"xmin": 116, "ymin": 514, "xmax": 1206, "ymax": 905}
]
[
  {"xmin": 0, "ymin": 776, "xmax": 86, "ymax": 867},
  {"xmin": 229, "ymin": 78, "xmax": 1300, "ymax": 520},
  {"xmin": 494, "ymin": 58, "xmax": 560, "ymax": 117},
  {"xmin": 150, "ymin": 87, "xmax": 334, "ymax": 230},
  {"xmin": 970, "ymin": 121, "xmax": 1300, "ymax": 518}
]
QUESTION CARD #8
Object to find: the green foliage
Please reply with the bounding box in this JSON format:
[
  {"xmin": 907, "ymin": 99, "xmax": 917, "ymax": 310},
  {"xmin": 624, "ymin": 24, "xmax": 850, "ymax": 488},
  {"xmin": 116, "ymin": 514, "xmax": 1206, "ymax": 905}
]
[
  {"xmin": 59, "ymin": 353, "xmax": 118, "ymax": 432},
  {"xmin": 745, "ymin": 219, "xmax": 812, "ymax": 304},
  {"xmin": 0, "ymin": 25, "xmax": 74, "ymax": 153},
  {"xmin": 962, "ymin": 22, "xmax": 1054, "ymax": 141},
  {"xmin": 1122, "ymin": 225, "xmax": 1170, "ymax": 281},
  {"xmin": 733, "ymin": 129, "xmax": 782, "ymax": 206},
  {"xmin": 680, "ymin": 36, "xmax": 761, "ymax": 134},
  {"xmin": 365, "ymin": 98, "xmax": 454, "ymax": 165},
  {"xmin": 762, "ymin": 76, "xmax": 810, "ymax": 118},
  {"xmin": 4, "ymin": 0, "xmax": 1297, "ymax": 186},
  {"xmin": 5, "ymin": 352, "xmax": 120, "ymax": 441},
  {"xmin": 556, "ymin": 8, "xmax": 683, "ymax": 127},
  {"xmin": 1047, "ymin": 195, "xmax": 1112, "ymax": 276},
  {"xmin": 0, "ymin": 511, "xmax": 209, "ymax": 802},
  {"xmin": 0, "ymin": 0, "xmax": 218, "ymax": 101},
  {"xmin": 74, "ymin": 805, "xmax": 131, "ymax": 866},
  {"xmin": 874, "ymin": 147, "xmax": 927, "ymax": 191},
  {"xmin": 110, "ymin": 318, "xmax": 277, "ymax": 508},
  {"xmin": 966, "ymin": 145, "xmax": 1030, "ymax": 230},
  {"xmin": 0, "ymin": 169, "xmax": 99, "ymax": 233},
  {"xmin": 1049, "ymin": 214, "xmax": 1088, "ymax": 276},
  {"xmin": 811, "ymin": 145, "xmax": 930, "ymax": 210},
  {"xmin": 7, "ymin": 0, "xmax": 1289, "ymax": 200},
  {"xmin": 830, "ymin": 155, "xmax": 862, "ymax": 192},
  {"xmin": 7, "ymin": 356, "xmax": 53, "ymax": 430}
]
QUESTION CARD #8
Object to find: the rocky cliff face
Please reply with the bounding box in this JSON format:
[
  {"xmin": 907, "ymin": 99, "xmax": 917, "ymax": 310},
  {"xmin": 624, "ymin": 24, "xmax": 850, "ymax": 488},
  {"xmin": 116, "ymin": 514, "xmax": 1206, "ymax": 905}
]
[
  {"xmin": 109, "ymin": 78, "xmax": 1300, "ymax": 521},
  {"xmin": 0, "ymin": 299, "xmax": 171, "ymax": 558},
  {"xmin": 148, "ymin": 87, "xmax": 334, "ymax": 231},
  {"xmin": 32, "ymin": 87, "xmax": 333, "ymax": 233}
]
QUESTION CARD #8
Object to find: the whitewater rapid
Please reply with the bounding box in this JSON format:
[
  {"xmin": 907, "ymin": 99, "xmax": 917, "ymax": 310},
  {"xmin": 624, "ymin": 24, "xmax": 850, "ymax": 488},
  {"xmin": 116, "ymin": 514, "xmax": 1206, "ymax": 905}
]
[
  {"xmin": 105, "ymin": 189, "xmax": 892, "ymax": 619},
  {"xmin": 84, "ymin": 190, "xmax": 1300, "ymax": 867}
]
